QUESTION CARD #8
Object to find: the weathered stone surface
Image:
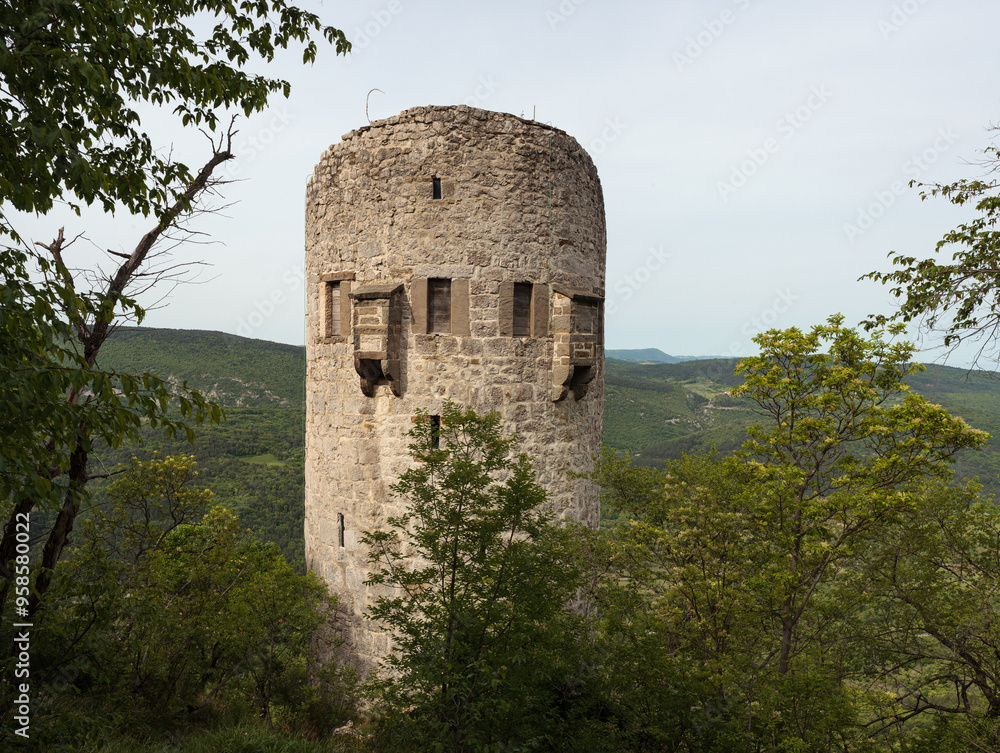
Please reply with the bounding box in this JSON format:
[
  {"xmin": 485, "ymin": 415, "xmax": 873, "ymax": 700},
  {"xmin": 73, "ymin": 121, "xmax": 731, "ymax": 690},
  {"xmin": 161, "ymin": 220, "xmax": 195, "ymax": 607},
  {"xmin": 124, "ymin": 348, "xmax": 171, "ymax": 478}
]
[{"xmin": 304, "ymin": 105, "xmax": 606, "ymax": 673}]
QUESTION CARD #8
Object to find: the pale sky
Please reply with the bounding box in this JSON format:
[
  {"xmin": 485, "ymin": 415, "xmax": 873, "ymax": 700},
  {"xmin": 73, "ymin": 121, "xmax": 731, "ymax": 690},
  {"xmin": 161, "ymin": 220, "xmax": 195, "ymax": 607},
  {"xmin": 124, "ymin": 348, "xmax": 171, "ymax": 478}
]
[{"xmin": 16, "ymin": 0, "xmax": 1000, "ymax": 363}]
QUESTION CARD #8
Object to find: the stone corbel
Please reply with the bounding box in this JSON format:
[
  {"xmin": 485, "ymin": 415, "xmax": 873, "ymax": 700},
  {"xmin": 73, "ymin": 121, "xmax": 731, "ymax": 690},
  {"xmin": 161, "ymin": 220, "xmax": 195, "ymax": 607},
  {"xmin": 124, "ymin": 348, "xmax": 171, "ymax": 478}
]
[
  {"xmin": 550, "ymin": 285, "xmax": 603, "ymax": 402},
  {"xmin": 552, "ymin": 361, "xmax": 597, "ymax": 401},
  {"xmin": 349, "ymin": 283, "xmax": 403, "ymax": 397}
]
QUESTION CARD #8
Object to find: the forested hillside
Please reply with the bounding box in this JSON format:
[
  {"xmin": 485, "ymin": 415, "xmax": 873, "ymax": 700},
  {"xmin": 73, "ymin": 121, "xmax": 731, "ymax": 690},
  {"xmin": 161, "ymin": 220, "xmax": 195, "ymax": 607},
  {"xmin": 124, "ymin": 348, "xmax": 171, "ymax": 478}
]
[
  {"xmin": 25, "ymin": 325, "xmax": 1000, "ymax": 749},
  {"xmin": 603, "ymin": 356, "xmax": 1000, "ymax": 495},
  {"xmin": 94, "ymin": 328, "xmax": 307, "ymax": 564},
  {"xmin": 96, "ymin": 327, "xmax": 305, "ymax": 407},
  {"xmin": 94, "ymin": 327, "xmax": 1000, "ymax": 565}
]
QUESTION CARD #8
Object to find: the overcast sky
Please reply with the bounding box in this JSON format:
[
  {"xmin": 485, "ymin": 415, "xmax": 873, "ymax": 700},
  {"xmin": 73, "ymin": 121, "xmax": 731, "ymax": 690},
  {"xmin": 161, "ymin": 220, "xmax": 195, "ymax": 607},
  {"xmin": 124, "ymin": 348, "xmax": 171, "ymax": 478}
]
[{"xmin": 18, "ymin": 0, "xmax": 1000, "ymax": 363}]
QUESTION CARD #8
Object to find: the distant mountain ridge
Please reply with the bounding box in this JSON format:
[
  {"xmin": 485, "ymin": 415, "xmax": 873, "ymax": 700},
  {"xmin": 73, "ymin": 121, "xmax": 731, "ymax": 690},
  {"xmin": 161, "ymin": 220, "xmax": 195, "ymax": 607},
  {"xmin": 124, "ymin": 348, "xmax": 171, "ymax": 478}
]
[{"xmin": 606, "ymin": 348, "xmax": 724, "ymax": 364}]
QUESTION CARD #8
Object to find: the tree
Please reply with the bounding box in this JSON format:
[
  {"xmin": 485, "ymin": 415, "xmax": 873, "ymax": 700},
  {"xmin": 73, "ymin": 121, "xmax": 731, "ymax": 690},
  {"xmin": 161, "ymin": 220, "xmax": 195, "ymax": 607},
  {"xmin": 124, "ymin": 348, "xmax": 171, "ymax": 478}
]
[
  {"xmin": 0, "ymin": 0, "xmax": 349, "ymax": 230},
  {"xmin": 732, "ymin": 315, "xmax": 988, "ymax": 676},
  {"xmin": 0, "ymin": 0, "xmax": 349, "ymax": 625},
  {"xmin": 863, "ymin": 130, "xmax": 1000, "ymax": 369},
  {"xmin": 38, "ymin": 456, "xmax": 345, "ymax": 734},
  {"xmin": 588, "ymin": 448, "xmax": 774, "ymax": 752},
  {"xmin": 846, "ymin": 480, "xmax": 1000, "ymax": 750},
  {"xmin": 0, "ymin": 232, "xmax": 224, "ymax": 624},
  {"xmin": 363, "ymin": 403, "xmax": 612, "ymax": 753},
  {"xmin": 589, "ymin": 317, "xmax": 990, "ymax": 751}
]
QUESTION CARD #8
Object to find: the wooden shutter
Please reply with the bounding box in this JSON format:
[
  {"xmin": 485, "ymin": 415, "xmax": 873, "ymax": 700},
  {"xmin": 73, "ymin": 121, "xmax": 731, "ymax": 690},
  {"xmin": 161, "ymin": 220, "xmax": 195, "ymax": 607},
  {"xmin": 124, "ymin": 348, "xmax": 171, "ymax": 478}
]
[
  {"xmin": 428, "ymin": 278, "xmax": 451, "ymax": 334},
  {"xmin": 513, "ymin": 283, "xmax": 532, "ymax": 337}
]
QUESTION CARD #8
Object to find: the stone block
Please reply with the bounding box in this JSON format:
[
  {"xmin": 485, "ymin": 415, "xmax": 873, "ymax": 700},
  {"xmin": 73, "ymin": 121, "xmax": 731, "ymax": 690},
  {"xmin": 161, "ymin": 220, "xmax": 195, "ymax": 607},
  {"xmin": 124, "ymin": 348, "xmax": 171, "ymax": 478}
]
[{"xmin": 451, "ymin": 278, "xmax": 471, "ymax": 336}]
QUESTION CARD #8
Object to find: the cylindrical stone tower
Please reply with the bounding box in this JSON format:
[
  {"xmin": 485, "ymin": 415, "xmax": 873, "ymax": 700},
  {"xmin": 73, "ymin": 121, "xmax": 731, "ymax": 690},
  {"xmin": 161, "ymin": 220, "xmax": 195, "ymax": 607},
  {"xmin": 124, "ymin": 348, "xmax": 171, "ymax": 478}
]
[{"xmin": 304, "ymin": 105, "xmax": 606, "ymax": 670}]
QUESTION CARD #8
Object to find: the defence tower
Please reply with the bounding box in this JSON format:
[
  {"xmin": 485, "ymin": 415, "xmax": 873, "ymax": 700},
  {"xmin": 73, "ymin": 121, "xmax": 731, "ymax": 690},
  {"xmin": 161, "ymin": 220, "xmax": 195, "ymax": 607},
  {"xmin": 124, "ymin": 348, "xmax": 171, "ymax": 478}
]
[{"xmin": 304, "ymin": 105, "xmax": 606, "ymax": 669}]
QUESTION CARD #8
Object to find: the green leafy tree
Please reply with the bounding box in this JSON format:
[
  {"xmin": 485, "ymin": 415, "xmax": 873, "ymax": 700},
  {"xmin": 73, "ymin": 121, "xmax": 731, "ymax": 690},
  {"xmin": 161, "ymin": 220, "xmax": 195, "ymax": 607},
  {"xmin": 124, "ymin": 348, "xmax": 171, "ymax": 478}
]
[
  {"xmin": 589, "ymin": 448, "xmax": 769, "ymax": 752},
  {"xmin": 863, "ymin": 130, "xmax": 1000, "ymax": 369},
  {"xmin": 0, "ymin": 0, "xmax": 348, "ymax": 227},
  {"xmin": 0, "ymin": 0, "xmax": 349, "ymax": 629},
  {"xmin": 594, "ymin": 450, "xmax": 865, "ymax": 753},
  {"xmin": 0, "ymin": 248, "xmax": 221, "ymax": 623},
  {"xmin": 846, "ymin": 480, "xmax": 1000, "ymax": 749},
  {"xmin": 590, "ymin": 317, "xmax": 989, "ymax": 752},
  {"xmin": 363, "ymin": 403, "xmax": 612, "ymax": 753},
  {"xmin": 38, "ymin": 456, "xmax": 345, "ymax": 735},
  {"xmin": 732, "ymin": 314, "xmax": 988, "ymax": 677}
]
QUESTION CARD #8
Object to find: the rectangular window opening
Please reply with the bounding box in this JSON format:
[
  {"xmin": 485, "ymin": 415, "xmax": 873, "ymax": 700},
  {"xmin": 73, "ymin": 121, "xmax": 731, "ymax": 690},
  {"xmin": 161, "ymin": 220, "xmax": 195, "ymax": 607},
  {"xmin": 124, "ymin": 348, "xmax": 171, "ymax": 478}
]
[
  {"xmin": 430, "ymin": 415, "xmax": 441, "ymax": 449},
  {"xmin": 338, "ymin": 513, "xmax": 345, "ymax": 548},
  {"xmin": 513, "ymin": 282, "xmax": 532, "ymax": 337},
  {"xmin": 432, "ymin": 176, "xmax": 442, "ymax": 200},
  {"xmin": 428, "ymin": 278, "xmax": 451, "ymax": 334},
  {"xmin": 325, "ymin": 281, "xmax": 341, "ymax": 337}
]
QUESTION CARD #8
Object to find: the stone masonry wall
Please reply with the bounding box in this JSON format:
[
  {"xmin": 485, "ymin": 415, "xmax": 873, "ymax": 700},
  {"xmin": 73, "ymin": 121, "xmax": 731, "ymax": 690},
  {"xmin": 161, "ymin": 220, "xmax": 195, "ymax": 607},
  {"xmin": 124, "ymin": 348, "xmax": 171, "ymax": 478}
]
[{"xmin": 304, "ymin": 105, "xmax": 606, "ymax": 671}]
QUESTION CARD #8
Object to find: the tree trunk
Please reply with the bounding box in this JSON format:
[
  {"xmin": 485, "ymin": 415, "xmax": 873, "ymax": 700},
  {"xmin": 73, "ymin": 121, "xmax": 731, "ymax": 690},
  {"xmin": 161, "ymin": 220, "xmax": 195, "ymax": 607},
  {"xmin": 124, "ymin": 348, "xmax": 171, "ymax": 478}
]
[
  {"xmin": 0, "ymin": 496, "xmax": 37, "ymax": 616},
  {"xmin": 29, "ymin": 439, "xmax": 88, "ymax": 618}
]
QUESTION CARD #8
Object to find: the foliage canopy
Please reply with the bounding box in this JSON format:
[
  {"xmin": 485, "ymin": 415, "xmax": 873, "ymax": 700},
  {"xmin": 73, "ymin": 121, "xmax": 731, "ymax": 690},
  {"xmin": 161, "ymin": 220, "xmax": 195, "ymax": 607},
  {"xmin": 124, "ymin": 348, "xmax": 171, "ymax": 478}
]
[
  {"xmin": 364, "ymin": 403, "xmax": 611, "ymax": 753},
  {"xmin": 37, "ymin": 456, "xmax": 346, "ymax": 734},
  {"xmin": 590, "ymin": 317, "xmax": 992, "ymax": 751},
  {"xmin": 0, "ymin": 0, "xmax": 348, "ymax": 631},
  {"xmin": 863, "ymin": 133, "xmax": 1000, "ymax": 369},
  {"xmin": 0, "ymin": 0, "xmax": 348, "ymax": 227}
]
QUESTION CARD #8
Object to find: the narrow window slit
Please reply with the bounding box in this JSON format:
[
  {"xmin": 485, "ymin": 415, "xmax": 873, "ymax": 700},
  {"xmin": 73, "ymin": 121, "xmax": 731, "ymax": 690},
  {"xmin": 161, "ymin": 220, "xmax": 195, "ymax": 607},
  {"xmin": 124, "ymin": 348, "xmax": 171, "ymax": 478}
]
[
  {"xmin": 338, "ymin": 513, "xmax": 345, "ymax": 548},
  {"xmin": 432, "ymin": 176, "xmax": 442, "ymax": 200},
  {"xmin": 430, "ymin": 415, "xmax": 441, "ymax": 449}
]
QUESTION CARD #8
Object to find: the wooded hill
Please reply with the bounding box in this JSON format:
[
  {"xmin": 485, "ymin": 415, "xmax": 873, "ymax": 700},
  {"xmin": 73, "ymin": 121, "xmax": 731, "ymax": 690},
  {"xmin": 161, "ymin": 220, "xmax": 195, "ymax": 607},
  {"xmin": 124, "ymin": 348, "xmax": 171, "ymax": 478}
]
[
  {"xmin": 95, "ymin": 327, "xmax": 305, "ymax": 408},
  {"xmin": 603, "ymin": 357, "xmax": 1000, "ymax": 495},
  {"xmin": 95, "ymin": 327, "xmax": 1000, "ymax": 562},
  {"xmin": 92, "ymin": 328, "xmax": 307, "ymax": 564}
]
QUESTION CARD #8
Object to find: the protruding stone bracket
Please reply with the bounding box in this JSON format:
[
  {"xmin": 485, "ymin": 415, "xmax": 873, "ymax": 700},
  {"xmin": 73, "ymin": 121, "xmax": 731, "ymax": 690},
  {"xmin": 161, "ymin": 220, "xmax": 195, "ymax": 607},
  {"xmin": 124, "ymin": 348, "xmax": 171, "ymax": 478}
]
[
  {"xmin": 349, "ymin": 283, "xmax": 403, "ymax": 397},
  {"xmin": 550, "ymin": 286, "xmax": 604, "ymax": 402}
]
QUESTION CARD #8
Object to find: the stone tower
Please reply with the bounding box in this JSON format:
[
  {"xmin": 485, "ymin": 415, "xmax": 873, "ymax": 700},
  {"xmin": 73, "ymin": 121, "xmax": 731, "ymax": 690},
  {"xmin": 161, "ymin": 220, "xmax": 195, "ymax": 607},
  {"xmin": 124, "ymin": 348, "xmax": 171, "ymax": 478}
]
[{"xmin": 304, "ymin": 105, "xmax": 606, "ymax": 670}]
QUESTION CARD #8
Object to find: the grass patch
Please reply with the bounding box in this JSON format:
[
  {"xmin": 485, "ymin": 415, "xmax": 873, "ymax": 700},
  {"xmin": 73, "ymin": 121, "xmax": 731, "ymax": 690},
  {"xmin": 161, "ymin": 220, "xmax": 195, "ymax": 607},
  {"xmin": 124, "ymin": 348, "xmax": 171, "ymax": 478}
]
[{"xmin": 242, "ymin": 453, "xmax": 286, "ymax": 466}]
